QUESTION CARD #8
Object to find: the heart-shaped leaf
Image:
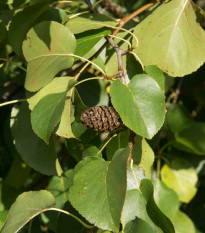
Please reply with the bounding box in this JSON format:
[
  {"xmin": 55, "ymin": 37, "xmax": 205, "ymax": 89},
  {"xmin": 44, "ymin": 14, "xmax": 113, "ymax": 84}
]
[
  {"xmin": 69, "ymin": 147, "xmax": 130, "ymax": 232},
  {"xmin": 23, "ymin": 21, "xmax": 76, "ymax": 91},
  {"xmin": 133, "ymin": 0, "xmax": 205, "ymax": 77},
  {"xmin": 110, "ymin": 74, "xmax": 165, "ymax": 139}
]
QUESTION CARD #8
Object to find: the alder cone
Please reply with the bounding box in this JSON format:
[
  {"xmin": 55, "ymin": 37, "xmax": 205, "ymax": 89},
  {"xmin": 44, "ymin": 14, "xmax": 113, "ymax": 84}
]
[{"xmin": 80, "ymin": 106, "xmax": 121, "ymax": 132}]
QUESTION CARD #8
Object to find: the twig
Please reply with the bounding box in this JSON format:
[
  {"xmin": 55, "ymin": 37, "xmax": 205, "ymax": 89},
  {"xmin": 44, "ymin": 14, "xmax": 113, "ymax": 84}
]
[
  {"xmin": 79, "ymin": 1, "xmax": 153, "ymax": 83},
  {"xmin": 127, "ymin": 131, "xmax": 135, "ymax": 166},
  {"xmin": 112, "ymin": 3, "xmax": 154, "ymax": 36},
  {"xmin": 172, "ymin": 78, "xmax": 183, "ymax": 105},
  {"xmin": 107, "ymin": 37, "xmax": 126, "ymax": 83},
  {"xmin": 0, "ymin": 58, "xmax": 27, "ymax": 72},
  {"xmin": 0, "ymin": 99, "xmax": 26, "ymax": 108}
]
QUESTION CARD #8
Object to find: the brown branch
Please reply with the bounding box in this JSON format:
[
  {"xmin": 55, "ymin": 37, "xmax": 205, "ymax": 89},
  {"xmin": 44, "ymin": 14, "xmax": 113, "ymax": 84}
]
[
  {"xmin": 112, "ymin": 2, "xmax": 154, "ymax": 36},
  {"xmin": 77, "ymin": 1, "xmax": 154, "ymax": 82},
  {"xmin": 127, "ymin": 131, "xmax": 135, "ymax": 166},
  {"xmin": 106, "ymin": 37, "xmax": 126, "ymax": 83}
]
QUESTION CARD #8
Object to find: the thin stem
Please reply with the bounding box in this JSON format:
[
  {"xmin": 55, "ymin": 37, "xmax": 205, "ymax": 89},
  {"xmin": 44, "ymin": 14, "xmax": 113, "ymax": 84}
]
[
  {"xmin": 107, "ymin": 34, "xmax": 132, "ymax": 49},
  {"xmin": 105, "ymin": 25, "xmax": 138, "ymax": 48},
  {"xmin": 107, "ymin": 37, "xmax": 126, "ymax": 83},
  {"xmin": 32, "ymin": 54, "xmax": 106, "ymax": 76},
  {"xmin": 74, "ymin": 62, "xmax": 90, "ymax": 80},
  {"xmin": 75, "ymin": 77, "xmax": 104, "ymax": 87},
  {"xmin": 129, "ymin": 51, "xmax": 144, "ymax": 70},
  {"xmin": 158, "ymin": 141, "xmax": 173, "ymax": 155},
  {"xmin": 49, "ymin": 208, "xmax": 93, "ymax": 229},
  {"xmin": 112, "ymin": 3, "xmax": 154, "ymax": 37},
  {"xmin": 0, "ymin": 99, "xmax": 26, "ymax": 108},
  {"xmin": 172, "ymin": 78, "xmax": 183, "ymax": 105},
  {"xmin": 121, "ymin": 211, "xmax": 125, "ymax": 232},
  {"xmin": 67, "ymin": 11, "xmax": 90, "ymax": 19},
  {"xmin": 57, "ymin": 0, "xmax": 84, "ymax": 3},
  {"xmin": 0, "ymin": 58, "xmax": 27, "ymax": 72},
  {"xmin": 130, "ymin": 159, "xmax": 140, "ymax": 188},
  {"xmin": 155, "ymin": 155, "xmax": 170, "ymax": 166},
  {"xmin": 156, "ymin": 157, "xmax": 161, "ymax": 180},
  {"xmin": 98, "ymin": 134, "xmax": 117, "ymax": 156},
  {"xmin": 92, "ymin": 0, "xmax": 104, "ymax": 10}
]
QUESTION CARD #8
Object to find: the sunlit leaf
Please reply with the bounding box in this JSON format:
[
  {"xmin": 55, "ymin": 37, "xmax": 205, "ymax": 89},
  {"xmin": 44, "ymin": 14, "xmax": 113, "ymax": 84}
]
[
  {"xmin": 66, "ymin": 13, "xmax": 116, "ymax": 34},
  {"xmin": 161, "ymin": 158, "xmax": 198, "ymax": 203},
  {"xmin": 31, "ymin": 92, "xmax": 66, "ymax": 143},
  {"xmin": 132, "ymin": 136, "xmax": 154, "ymax": 178},
  {"xmin": 133, "ymin": 0, "xmax": 205, "ymax": 77},
  {"xmin": 23, "ymin": 21, "xmax": 76, "ymax": 91},
  {"xmin": 171, "ymin": 210, "xmax": 195, "ymax": 233},
  {"xmin": 153, "ymin": 179, "xmax": 179, "ymax": 219}
]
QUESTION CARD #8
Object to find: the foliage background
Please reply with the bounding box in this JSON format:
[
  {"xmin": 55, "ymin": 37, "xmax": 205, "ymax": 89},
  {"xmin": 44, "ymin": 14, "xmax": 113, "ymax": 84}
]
[{"xmin": 0, "ymin": 0, "xmax": 205, "ymax": 232}]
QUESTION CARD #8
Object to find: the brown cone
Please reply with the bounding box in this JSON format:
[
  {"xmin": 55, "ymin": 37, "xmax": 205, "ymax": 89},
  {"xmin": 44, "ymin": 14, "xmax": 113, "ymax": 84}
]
[{"xmin": 80, "ymin": 106, "xmax": 121, "ymax": 132}]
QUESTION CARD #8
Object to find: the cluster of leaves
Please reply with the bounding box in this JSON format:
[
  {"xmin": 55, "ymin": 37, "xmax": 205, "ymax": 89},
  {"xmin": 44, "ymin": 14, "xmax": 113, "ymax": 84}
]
[{"xmin": 0, "ymin": 0, "xmax": 205, "ymax": 233}]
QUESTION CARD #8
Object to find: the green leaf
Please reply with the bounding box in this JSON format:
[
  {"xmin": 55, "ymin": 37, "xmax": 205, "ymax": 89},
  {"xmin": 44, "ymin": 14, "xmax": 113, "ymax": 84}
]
[
  {"xmin": 174, "ymin": 122, "xmax": 205, "ymax": 155},
  {"xmin": 132, "ymin": 136, "xmax": 154, "ymax": 178},
  {"xmin": 27, "ymin": 77, "xmax": 75, "ymax": 110},
  {"xmin": 167, "ymin": 104, "xmax": 193, "ymax": 134},
  {"xmin": 144, "ymin": 65, "xmax": 165, "ymax": 91},
  {"xmin": 127, "ymin": 164, "xmax": 146, "ymax": 191},
  {"xmin": 105, "ymin": 131, "xmax": 129, "ymax": 160},
  {"xmin": 34, "ymin": 7, "xmax": 67, "ymax": 25},
  {"xmin": 47, "ymin": 169, "xmax": 73, "ymax": 208},
  {"xmin": 161, "ymin": 158, "xmax": 198, "ymax": 203},
  {"xmin": 1, "ymin": 190, "xmax": 56, "ymax": 233},
  {"xmin": 65, "ymin": 13, "xmax": 116, "ymax": 34},
  {"xmin": 23, "ymin": 21, "xmax": 76, "ymax": 91},
  {"xmin": 123, "ymin": 179, "xmax": 175, "ymax": 233},
  {"xmin": 110, "ymin": 75, "xmax": 165, "ymax": 139},
  {"xmin": 8, "ymin": 3, "xmax": 49, "ymax": 55},
  {"xmin": 31, "ymin": 92, "xmax": 66, "ymax": 143},
  {"xmin": 153, "ymin": 179, "xmax": 179, "ymax": 219},
  {"xmin": 4, "ymin": 159, "xmax": 31, "ymax": 189},
  {"xmin": 124, "ymin": 217, "xmax": 159, "ymax": 233},
  {"xmin": 82, "ymin": 145, "xmax": 102, "ymax": 158},
  {"xmin": 133, "ymin": 0, "xmax": 205, "ymax": 77},
  {"xmin": 171, "ymin": 210, "xmax": 195, "ymax": 233},
  {"xmin": 27, "ymin": 77, "xmax": 76, "ymax": 139},
  {"xmin": 69, "ymin": 147, "xmax": 130, "ymax": 232},
  {"xmin": 55, "ymin": 84, "xmax": 76, "ymax": 139},
  {"xmin": 75, "ymin": 28, "xmax": 111, "ymax": 57},
  {"xmin": 10, "ymin": 103, "xmax": 57, "ymax": 175},
  {"xmin": 0, "ymin": 211, "xmax": 7, "ymax": 231}
]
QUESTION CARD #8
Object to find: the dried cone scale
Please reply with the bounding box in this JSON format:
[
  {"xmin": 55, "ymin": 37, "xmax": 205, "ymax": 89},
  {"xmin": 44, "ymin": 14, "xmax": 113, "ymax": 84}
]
[{"xmin": 80, "ymin": 106, "xmax": 121, "ymax": 132}]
